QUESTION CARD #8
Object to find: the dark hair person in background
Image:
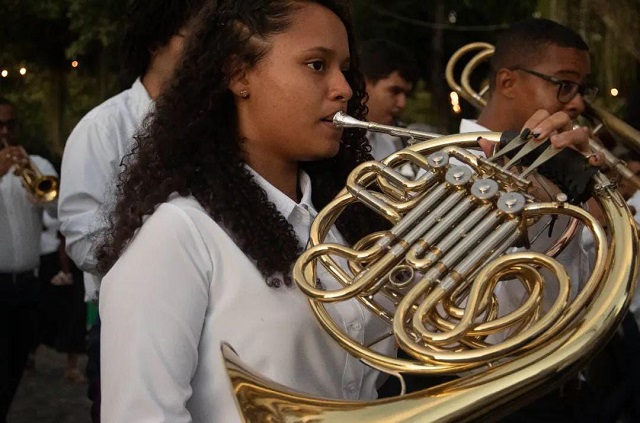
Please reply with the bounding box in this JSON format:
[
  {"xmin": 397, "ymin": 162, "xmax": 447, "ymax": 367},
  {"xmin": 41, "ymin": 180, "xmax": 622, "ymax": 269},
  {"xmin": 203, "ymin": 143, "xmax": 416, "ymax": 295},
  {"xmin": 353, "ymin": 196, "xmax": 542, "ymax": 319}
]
[
  {"xmin": 0, "ymin": 97, "xmax": 58, "ymax": 423},
  {"xmin": 58, "ymin": 1, "xmax": 206, "ymax": 421},
  {"xmin": 360, "ymin": 38, "xmax": 420, "ymax": 162}
]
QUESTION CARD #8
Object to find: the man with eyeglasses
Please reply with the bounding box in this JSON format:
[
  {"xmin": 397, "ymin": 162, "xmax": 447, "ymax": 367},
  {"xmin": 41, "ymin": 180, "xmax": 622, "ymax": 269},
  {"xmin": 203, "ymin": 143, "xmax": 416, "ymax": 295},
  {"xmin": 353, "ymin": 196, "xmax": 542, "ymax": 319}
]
[
  {"xmin": 469, "ymin": 18, "xmax": 596, "ymax": 139},
  {"xmin": 0, "ymin": 97, "xmax": 58, "ymax": 422},
  {"xmin": 458, "ymin": 18, "xmax": 636, "ymax": 423},
  {"xmin": 460, "ymin": 19, "xmax": 594, "ymax": 317}
]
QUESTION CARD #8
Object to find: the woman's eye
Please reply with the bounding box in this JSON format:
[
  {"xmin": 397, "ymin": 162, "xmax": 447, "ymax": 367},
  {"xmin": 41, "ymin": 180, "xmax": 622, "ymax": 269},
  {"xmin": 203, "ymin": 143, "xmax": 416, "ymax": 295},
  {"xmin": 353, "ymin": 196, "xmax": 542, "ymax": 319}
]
[{"xmin": 307, "ymin": 61, "xmax": 324, "ymax": 71}]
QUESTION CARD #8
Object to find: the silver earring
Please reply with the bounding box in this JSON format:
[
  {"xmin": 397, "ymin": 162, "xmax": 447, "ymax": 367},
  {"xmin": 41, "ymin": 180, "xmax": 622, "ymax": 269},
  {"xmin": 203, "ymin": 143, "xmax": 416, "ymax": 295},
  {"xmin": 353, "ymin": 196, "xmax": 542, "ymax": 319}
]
[{"xmin": 240, "ymin": 90, "xmax": 249, "ymax": 98}]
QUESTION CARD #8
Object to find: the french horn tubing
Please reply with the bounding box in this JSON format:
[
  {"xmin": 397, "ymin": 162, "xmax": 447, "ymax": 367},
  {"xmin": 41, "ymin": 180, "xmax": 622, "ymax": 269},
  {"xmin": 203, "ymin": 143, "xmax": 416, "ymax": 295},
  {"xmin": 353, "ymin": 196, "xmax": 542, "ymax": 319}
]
[
  {"xmin": 445, "ymin": 42, "xmax": 640, "ymax": 191},
  {"xmin": 223, "ymin": 112, "xmax": 638, "ymax": 422}
]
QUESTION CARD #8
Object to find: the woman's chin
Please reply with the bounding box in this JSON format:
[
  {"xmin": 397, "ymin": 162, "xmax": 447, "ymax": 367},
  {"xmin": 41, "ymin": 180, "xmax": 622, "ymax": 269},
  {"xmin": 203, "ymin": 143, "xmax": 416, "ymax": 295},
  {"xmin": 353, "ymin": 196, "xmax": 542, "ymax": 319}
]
[{"xmin": 300, "ymin": 144, "xmax": 341, "ymax": 162}]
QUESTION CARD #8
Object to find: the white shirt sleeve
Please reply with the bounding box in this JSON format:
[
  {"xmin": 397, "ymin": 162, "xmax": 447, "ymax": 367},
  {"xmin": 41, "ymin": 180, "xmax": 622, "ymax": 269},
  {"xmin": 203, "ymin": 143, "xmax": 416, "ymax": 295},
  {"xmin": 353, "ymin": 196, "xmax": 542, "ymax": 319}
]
[
  {"xmin": 100, "ymin": 203, "xmax": 213, "ymax": 423},
  {"xmin": 58, "ymin": 118, "xmax": 123, "ymax": 273}
]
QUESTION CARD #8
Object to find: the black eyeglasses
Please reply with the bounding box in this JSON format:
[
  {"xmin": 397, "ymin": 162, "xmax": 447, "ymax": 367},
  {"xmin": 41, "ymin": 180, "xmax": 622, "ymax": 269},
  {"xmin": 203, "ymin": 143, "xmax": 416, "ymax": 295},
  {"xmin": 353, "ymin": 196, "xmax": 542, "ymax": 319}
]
[
  {"xmin": 511, "ymin": 67, "xmax": 598, "ymax": 104},
  {"xmin": 0, "ymin": 119, "xmax": 16, "ymax": 131}
]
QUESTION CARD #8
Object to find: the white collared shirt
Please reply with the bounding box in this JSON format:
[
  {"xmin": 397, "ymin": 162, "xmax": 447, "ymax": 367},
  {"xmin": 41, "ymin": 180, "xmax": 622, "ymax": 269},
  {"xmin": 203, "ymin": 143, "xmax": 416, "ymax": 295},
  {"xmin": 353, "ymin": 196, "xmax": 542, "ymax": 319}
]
[
  {"xmin": 100, "ymin": 169, "xmax": 395, "ymax": 423},
  {"xmin": 58, "ymin": 78, "xmax": 152, "ymax": 300},
  {"xmin": 0, "ymin": 155, "xmax": 57, "ymax": 272}
]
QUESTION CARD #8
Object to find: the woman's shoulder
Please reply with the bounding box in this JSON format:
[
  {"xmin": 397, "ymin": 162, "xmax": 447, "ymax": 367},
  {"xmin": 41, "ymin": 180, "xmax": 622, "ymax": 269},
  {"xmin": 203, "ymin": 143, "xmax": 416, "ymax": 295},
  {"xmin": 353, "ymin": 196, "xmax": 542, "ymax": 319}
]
[
  {"xmin": 107, "ymin": 195, "xmax": 220, "ymax": 283},
  {"xmin": 147, "ymin": 195, "xmax": 220, "ymax": 239},
  {"xmin": 144, "ymin": 195, "xmax": 232, "ymax": 253},
  {"xmin": 162, "ymin": 194, "xmax": 208, "ymax": 216}
]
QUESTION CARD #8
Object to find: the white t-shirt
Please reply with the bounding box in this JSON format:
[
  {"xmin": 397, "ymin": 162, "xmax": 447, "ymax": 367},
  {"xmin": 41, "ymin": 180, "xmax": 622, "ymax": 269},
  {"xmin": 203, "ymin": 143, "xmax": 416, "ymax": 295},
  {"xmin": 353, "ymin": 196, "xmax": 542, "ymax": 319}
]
[{"xmin": 100, "ymin": 170, "xmax": 395, "ymax": 422}]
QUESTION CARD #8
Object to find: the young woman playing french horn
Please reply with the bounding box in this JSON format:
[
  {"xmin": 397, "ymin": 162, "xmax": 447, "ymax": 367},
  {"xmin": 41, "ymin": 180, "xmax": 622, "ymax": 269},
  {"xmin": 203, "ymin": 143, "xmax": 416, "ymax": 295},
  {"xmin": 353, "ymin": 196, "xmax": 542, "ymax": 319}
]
[{"xmin": 96, "ymin": 1, "xmax": 594, "ymax": 421}]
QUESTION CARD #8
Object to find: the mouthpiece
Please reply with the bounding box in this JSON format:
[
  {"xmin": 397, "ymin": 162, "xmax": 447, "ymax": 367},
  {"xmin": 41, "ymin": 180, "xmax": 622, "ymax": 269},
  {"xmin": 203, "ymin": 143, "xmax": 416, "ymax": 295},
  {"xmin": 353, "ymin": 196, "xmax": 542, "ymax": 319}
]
[{"xmin": 333, "ymin": 112, "xmax": 370, "ymax": 130}]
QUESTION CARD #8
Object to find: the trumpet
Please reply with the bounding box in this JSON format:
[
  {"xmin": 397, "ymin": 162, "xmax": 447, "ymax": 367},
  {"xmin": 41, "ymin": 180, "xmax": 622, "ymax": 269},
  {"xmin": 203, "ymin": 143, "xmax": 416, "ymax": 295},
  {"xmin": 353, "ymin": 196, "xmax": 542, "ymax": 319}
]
[
  {"xmin": 445, "ymin": 42, "xmax": 640, "ymax": 191},
  {"xmin": 0, "ymin": 140, "xmax": 58, "ymax": 202}
]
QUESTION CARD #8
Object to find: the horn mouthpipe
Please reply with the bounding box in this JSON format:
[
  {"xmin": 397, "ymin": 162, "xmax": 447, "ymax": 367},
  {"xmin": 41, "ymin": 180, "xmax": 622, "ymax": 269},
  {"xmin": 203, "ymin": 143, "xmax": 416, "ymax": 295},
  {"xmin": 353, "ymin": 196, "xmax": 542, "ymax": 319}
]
[{"xmin": 333, "ymin": 112, "xmax": 442, "ymax": 144}]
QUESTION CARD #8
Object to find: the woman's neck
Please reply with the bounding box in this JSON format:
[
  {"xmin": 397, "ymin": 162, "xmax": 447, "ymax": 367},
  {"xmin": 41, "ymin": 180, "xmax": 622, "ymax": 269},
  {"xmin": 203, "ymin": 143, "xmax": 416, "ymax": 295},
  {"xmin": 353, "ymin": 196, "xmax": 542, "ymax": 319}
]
[{"xmin": 248, "ymin": 155, "xmax": 300, "ymax": 202}]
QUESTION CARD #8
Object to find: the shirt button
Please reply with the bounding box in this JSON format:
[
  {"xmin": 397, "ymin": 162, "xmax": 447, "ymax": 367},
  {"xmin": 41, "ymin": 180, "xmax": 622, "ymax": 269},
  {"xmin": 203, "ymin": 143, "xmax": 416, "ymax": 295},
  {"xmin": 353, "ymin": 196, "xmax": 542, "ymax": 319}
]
[
  {"xmin": 345, "ymin": 382, "xmax": 358, "ymax": 394},
  {"xmin": 349, "ymin": 321, "xmax": 362, "ymax": 331}
]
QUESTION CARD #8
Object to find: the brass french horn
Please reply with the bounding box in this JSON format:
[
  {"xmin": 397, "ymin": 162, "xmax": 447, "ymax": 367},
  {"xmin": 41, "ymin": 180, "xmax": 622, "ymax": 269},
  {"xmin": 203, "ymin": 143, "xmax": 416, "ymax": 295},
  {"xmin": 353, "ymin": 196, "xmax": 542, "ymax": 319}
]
[{"xmin": 222, "ymin": 112, "xmax": 638, "ymax": 422}]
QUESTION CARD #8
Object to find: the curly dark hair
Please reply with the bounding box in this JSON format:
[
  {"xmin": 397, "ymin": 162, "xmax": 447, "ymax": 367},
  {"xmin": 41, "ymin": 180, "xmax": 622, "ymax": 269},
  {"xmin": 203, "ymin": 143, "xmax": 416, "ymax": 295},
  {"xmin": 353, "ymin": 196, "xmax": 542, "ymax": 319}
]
[{"xmin": 97, "ymin": 0, "xmax": 382, "ymax": 286}]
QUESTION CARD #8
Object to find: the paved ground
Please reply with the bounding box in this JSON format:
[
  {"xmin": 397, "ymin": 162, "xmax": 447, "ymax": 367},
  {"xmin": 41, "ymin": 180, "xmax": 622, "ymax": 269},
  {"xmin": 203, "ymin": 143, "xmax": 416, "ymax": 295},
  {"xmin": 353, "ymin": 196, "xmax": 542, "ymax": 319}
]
[{"xmin": 8, "ymin": 347, "xmax": 91, "ymax": 423}]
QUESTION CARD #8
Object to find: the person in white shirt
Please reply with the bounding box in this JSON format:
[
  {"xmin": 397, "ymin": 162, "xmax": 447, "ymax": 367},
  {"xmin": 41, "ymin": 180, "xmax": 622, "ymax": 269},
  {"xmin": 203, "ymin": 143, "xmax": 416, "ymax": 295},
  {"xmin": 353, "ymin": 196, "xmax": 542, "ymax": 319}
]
[
  {"xmin": 0, "ymin": 97, "xmax": 57, "ymax": 422},
  {"xmin": 58, "ymin": 1, "xmax": 206, "ymax": 421},
  {"xmin": 461, "ymin": 18, "xmax": 629, "ymax": 422},
  {"xmin": 360, "ymin": 39, "xmax": 419, "ymax": 162},
  {"xmin": 471, "ymin": 19, "xmax": 598, "ymax": 162},
  {"xmin": 95, "ymin": 3, "xmax": 596, "ymax": 421},
  {"xmin": 459, "ymin": 19, "xmax": 601, "ymax": 310},
  {"xmin": 97, "ymin": 2, "xmax": 398, "ymax": 420}
]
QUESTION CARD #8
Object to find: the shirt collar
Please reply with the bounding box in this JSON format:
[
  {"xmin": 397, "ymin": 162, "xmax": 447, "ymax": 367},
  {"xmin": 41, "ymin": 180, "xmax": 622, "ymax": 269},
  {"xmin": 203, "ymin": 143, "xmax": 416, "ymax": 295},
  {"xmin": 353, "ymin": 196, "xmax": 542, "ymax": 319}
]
[
  {"xmin": 247, "ymin": 167, "xmax": 315, "ymax": 221},
  {"xmin": 131, "ymin": 77, "xmax": 154, "ymax": 120}
]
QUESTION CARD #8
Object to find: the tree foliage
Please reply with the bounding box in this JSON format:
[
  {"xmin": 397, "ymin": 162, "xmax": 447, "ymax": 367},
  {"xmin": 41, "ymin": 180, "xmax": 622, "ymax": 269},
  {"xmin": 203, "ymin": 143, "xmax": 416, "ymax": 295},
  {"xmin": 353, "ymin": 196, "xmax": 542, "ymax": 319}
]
[
  {"xmin": 0, "ymin": 0, "xmax": 126, "ymax": 158},
  {"xmin": 0, "ymin": 0, "xmax": 638, "ymax": 153}
]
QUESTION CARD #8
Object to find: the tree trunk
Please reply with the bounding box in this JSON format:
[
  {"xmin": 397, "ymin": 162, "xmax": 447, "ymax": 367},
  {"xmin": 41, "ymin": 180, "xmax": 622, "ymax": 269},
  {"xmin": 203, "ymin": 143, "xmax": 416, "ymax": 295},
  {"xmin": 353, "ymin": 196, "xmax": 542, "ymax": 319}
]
[{"xmin": 430, "ymin": 0, "xmax": 447, "ymax": 130}]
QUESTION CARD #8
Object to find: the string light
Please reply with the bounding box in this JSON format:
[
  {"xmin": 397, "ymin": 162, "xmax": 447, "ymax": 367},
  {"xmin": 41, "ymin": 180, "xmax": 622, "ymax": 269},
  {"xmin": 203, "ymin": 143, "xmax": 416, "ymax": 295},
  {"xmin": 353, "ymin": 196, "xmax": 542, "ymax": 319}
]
[
  {"xmin": 71, "ymin": 60, "xmax": 79, "ymax": 68},
  {"xmin": 450, "ymin": 91, "xmax": 461, "ymax": 114},
  {"xmin": 610, "ymin": 88, "xmax": 619, "ymax": 97},
  {"xmin": 1, "ymin": 70, "xmax": 7, "ymax": 78},
  {"xmin": 19, "ymin": 67, "xmax": 27, "ymax": 76}
]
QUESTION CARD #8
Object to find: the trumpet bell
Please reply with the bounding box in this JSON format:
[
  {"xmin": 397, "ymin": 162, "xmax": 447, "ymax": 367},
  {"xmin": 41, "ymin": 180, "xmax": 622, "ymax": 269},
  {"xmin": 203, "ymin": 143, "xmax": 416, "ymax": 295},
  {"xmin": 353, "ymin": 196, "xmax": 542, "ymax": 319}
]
[
  {"xmin": 16, "ymin": 159, "xmax": 59, "ymax": 203},
  {"xmin": 34, "ymin": 175, "xmax": 59, "ymax": 203}
]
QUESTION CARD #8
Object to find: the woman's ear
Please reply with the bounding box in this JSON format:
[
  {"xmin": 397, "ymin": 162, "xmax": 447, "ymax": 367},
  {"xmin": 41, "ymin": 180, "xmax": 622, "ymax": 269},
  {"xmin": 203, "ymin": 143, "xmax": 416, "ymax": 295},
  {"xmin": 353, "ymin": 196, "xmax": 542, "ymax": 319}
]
[{"xmin": 227, "ymin": 57, "xmax": 250, "ymax": 99}]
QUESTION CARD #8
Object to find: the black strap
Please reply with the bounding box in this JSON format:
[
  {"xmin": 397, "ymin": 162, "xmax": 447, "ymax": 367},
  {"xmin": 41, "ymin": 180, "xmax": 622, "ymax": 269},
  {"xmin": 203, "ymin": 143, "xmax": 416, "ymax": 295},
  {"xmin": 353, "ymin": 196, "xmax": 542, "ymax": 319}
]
[{"xmin": 499, "ymin": 131, "xmax": 597, "ymax": 204}]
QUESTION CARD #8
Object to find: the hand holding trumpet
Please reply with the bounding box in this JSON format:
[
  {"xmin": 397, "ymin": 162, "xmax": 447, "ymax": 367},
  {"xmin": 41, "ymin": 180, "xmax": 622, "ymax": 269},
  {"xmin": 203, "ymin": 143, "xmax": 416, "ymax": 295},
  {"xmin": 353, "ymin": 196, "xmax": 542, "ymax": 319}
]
[{"xmin": 0, "ymin": 145, "xmax": 29, "ymax": 177}]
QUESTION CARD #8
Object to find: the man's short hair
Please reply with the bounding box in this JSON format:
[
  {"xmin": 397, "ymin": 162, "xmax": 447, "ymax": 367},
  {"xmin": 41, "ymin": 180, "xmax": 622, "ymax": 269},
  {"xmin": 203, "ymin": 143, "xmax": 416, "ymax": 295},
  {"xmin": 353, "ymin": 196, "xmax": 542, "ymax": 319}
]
[
  {"xmin": 489, "ymin": 18, "xmax": 589, "ymax": 89},
  {"xmin": 360, "ymin": 39, "xmax": 420, "ymax": 84},
  {"xmin": 121, "ymin": 0, "xmax": 206, "ymax": 80}
]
